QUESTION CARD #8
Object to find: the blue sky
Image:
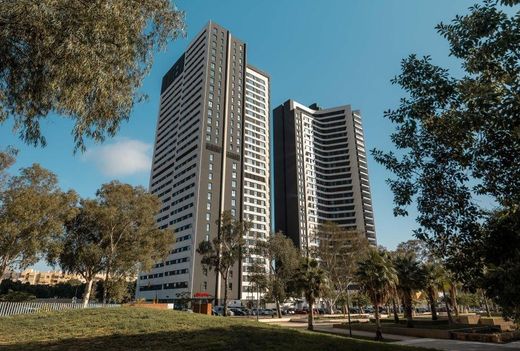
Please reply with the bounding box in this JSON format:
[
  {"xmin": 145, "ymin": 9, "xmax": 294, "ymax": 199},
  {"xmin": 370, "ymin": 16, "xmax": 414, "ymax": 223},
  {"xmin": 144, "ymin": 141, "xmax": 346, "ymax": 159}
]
[{"xmin": 1, "ymin": 0, "xmax": 481, "ymax": 265}]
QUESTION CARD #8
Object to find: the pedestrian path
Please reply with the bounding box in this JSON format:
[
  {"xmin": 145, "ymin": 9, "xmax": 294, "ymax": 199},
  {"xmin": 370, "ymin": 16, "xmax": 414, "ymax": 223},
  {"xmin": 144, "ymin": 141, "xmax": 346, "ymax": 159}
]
[
  {"xmin": 395, "ymin": 338, "xmax": 520, "ymax": 351},
  {"xmin": 270, "ymin": 320, "xmax": 520, "ymax": 351}
]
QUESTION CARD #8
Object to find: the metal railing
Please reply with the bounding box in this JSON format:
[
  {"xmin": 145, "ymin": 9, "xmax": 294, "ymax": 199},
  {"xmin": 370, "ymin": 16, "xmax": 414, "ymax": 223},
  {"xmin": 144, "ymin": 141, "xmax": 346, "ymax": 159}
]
[{"xmin": 0, "ymin": 301, "xmax": 120, "ymax": 317}]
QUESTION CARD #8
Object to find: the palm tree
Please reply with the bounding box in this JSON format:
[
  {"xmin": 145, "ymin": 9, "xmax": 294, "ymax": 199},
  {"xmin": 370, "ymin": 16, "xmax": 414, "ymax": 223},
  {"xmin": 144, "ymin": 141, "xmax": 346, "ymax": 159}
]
[
  {"xmin": 355, "ymin": 248, "xmax": 398, "ymax": 341},
  {"xmin": 423, "ymin": 261, "xmax": 444, "ymax": 321},
  {"xmin": 293, "ymin": 258, "xmax": 328, "ymax": 331},
  {"xmin": 393, "ymin": 253, "xmax": 427, "ymax": 327}
]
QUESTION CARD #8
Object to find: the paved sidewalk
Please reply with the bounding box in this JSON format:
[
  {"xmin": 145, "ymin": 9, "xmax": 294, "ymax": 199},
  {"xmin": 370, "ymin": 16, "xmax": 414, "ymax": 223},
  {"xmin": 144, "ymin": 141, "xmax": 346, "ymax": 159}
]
[
  {"xmin": 269, "ymin": 320, "xmax": 520, "ymax": 351},
  {"xmin": 395, "ymin": 338, "xmax": 520, "ymax": 351}
]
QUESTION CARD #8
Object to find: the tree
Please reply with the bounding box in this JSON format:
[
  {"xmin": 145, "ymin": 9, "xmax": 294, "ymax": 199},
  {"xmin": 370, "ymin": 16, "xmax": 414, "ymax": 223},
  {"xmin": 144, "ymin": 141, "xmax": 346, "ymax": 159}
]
[
  {"xmin": 0, "ymin": 0, "xmax": 185, "ymax": 151},
  {"xmin": 197, "ymin": 211, "xmax": 251, "ymax": 317},
  {"xmin": 89, "ymin": 181, "xmax": 173, "ymax": 304},
  {"xmin": 355, "ymin": 248, "xmax": 398, "ymax": 341},
  {"xmin": 372, "ymin": 0, "xmax": 520, "ymax": 288},
  {"xmin": 53, "ymin": 200, "xmax": 106, "ymax": 307},
  {"xmin": 292, "ymin": 258, "xmax": 328, "ymax": 331},
  {"xmin": 0, "ymin": 163, "xmax": 77, "ymax": 283},
  {"xmin": 251, "ymin": 232, "xmax": 300, "ymax": 318},
  {"xmin": 392, "ymin": 253, "xmax": 426, "ymax": 327},
  {"xmin": 395, "ymin": 240, "xmax": 430, "ymax": 263},
  {"xmin": 315, "ymin": 222, "xmax": 369, "ymax": 314},
  {"xmin": 423, "ymin": 261, "xmax": 445, "ymax": 321},
  {"xmin": 481, "ymin": 207, "xmax": 520, "ymax": 323}
]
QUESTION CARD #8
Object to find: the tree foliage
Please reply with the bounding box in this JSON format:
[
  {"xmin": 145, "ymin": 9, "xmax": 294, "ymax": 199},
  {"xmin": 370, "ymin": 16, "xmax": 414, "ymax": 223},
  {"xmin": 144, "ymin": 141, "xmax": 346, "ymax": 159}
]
[
  {"xmin": 392, "ymin": 253, "xmax": 426, "ymax": 327},
  {"xmin": 197, "ymin": 211, "xmax": 251, "ymax": 317},
  {"xmin": 372, "ymin": 0, "xmax": 520, "ymax": 286},
  {"xmin": 315, "ymin": 222, "xmax": 369, "ymax": 313},
  {"xmin": 292, "ymin": 258, "xmax": 328, "ymax": 331},
  {"xmin": 251, "ymin": 232, "xmax": 300, "ymax": 318},
  {"xmin": 355, "ymin": 248, "xmax": 398, "ymax": 340},
  {"xmin": 0, "ymin": 162, "xmax": 77, "ymax": 282},
  {"xmin": 90, "ymin": 181, "xmax": 173, "ymax": 303},
  {"xmin": 480, "ymin": 207, "xmax": 520, "ymax": 322},
  {"xmin": 0, "ymin": 0, "xmax": 185, "ymax": 150},
  {"xmin": 49, "ymin": 181, "xmax": 172, "ymax": 306}
]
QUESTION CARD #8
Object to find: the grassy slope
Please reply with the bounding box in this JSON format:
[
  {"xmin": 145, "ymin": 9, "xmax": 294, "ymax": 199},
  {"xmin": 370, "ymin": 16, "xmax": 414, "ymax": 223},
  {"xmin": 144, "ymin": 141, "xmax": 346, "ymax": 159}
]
[{"xmin": 0, "ymin": 308, "xmax": 431, "ymax": 351}]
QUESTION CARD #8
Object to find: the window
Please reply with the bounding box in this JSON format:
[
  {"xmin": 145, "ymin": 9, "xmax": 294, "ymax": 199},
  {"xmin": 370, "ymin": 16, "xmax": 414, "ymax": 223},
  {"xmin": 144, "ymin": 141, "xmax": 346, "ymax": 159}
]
[
  {"xmin": 207, "ymin": 192, "xmax": 212, "ymax": 200},
  {"xmin": 209, "ymin": 173, "xmax": 213, "ymax": 180},
  {"xmin": 231, "ymin": 190, "xmax": 236, "ymax": 197},
  {"xmin": 206, "ymin": 213, "xmax": 210, "ymax": 221},
  {"xmin": 209, "ymin": 154, "xmax": 214, "ymax": 162},
  {"xmin": 207, "ymin": 203, "xmax": 211, "ymax": 210},
  {"xmin": 231, "ymin": 199, "xmax": 236, "ymax": 206},
  {"xmin": 232, "ymin": 171, "xmax": 237, "ymax": 179},
  {"xmin": 232, "ymin": 163, "xmax": 237, "ymax": 170},
  {"xmin": 208, "ymin": 183, "xmax": 212, "ymax": 190},
  {"xmin": 231, "ymin": 180, "xmax": 236, "ymax": 188},
  {"xmin": 206, "ymin": 223, "xmax": 210, "ymax": 231},
  {"xmin": 209, "ymin": 163, "xmax": 213, "ymax": 171}
]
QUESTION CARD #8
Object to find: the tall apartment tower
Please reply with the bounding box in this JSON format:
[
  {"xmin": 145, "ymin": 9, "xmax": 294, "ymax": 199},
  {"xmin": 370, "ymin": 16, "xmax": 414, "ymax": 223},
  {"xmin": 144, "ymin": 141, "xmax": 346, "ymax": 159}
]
[
  {"xmin": 136, "ymin": 22, "xmax": 270, "ymax": 303},
  {"xmin": 273, "ymin": 100, "xmax": 376, "ymax": 253}
]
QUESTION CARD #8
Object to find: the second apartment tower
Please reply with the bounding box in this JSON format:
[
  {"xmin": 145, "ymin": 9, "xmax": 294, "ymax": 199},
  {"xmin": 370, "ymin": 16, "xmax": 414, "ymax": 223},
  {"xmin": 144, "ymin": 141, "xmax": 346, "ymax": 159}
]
[
  {"xmin": 136, "ymin": 22, "xmax": 270, "ymax": 303},
  {"xmin": 273, "ymin": 100, "xmax": 376, "ymax": 253}
]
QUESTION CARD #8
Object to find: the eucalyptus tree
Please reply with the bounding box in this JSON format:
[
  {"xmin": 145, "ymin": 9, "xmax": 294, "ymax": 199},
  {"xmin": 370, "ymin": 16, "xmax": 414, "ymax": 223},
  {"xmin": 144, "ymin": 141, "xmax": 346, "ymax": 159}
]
[
  {"xmin": 197, "ymin": 211, "xmax": 251, "ymax": 317},
  {"xmin": 0, "ymin": 162, "xmax": 77, "ymax": 283},
  {"xmin": 251, "ymin": 233, "xmax": 300, "ymax": 318},
  {"xmin": 0, "ymin": 0, "xmax": 185, "ymax": 151},
  {"xmin": 315, "ymin": 222, "xmax": 369, "ymax": 314}
]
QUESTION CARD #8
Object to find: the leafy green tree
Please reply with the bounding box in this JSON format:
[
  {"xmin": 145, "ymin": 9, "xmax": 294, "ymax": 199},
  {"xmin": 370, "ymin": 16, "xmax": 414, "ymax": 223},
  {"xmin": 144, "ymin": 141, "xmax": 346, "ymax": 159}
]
[
  {"xmin": 393, "ymin": 253, "xmax": 427, "ymax": 327},
  {"xmin": 0, "ymin": 0, "xmax": 185, "ymax": 151},
  {"xmin": 251, "ymin": 232, "xmax": 300, "ymax": 318},
  {"xmin": 355, "ymin": 248, "xmax": 398, "ymax": 341},
  {"xmin": 197, "ymin": 211, "xmax": 251, "ymax": 317},
  {"xmin": 292, "ymin": 258, "xmax": 328, "ymax": 331},
  {"xmin": 90, "ymin": 181, "xmax": 173, "ymax": 304},
  {"xmin": 0, "ymin": 163, "xmax": 77, "ymax": 283},
  {"xmin": 315, "ymin": 222, "xmax": 369, "ymax": 314},
  {"xmin": 372, "ymin": 0, "xmax": 520, "ymax": 287},
  {"xmin": 53, "ymin": 200, "xmax": 106, "ymax": 307},
  {"xmin": 480, "ymin": 207, "xmax": 520, "ymax": 322}
]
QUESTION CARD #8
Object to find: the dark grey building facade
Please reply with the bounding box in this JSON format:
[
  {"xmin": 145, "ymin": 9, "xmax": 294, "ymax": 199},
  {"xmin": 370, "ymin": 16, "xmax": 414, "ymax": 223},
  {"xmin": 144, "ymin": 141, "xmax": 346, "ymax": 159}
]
[{"xmin": 273, "ymin": 100, "xmax": 376, "ymax": 253}]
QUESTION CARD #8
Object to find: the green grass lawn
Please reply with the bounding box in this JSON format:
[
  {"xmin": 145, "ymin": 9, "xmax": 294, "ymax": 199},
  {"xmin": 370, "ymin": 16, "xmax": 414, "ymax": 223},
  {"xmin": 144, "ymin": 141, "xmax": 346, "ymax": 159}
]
[{"xmin": 0, "ymin": 307, "xmax": 433, "ymax": 351}]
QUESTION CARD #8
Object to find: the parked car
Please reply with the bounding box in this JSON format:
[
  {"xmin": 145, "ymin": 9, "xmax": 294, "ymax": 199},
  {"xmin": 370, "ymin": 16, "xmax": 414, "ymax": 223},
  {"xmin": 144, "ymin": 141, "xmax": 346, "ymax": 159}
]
[
  {"xmin": 213, "ymin": 306, "xmax": 234, "ymax": 316},
  {"xmin": 261, "ymin": 308, "xmax": 276, "ymax": 316},
  {"xmin": 230, "ymin": 308, "xmax": 247, "ymax": 316}
]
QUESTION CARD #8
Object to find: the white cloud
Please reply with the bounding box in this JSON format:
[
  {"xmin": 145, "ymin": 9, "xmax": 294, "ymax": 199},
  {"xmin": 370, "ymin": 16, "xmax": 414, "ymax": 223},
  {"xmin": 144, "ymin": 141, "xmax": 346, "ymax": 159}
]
[{"xmin": 85, "ymin": 139, "xmax": 152, "ymax": 177}]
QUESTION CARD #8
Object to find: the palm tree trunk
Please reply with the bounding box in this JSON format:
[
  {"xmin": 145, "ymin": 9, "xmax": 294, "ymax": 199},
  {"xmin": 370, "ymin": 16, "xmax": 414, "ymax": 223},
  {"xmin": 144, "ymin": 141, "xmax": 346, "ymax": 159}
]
[
  {"xmin": 404, "ymin": 292, "xmax": 414, "ymax": 328},
  {"xmin": 308, "ymin": 300, "xmax": 315, "ymax": 331},
  {"xmin": 428, "ymin": 287, "xmax": 438, "ymax": 321},
  {"xmin": 450, "ymin": 283, "xmax": 459, "ymax": 317},
  {"xmin": 392, "ymin": 297, "xmax": 399, "ymax": 323},
  {"xmin": 374, "ymin": 303, "xmax": 383, "ymax": 341},
  {"xmin": 442, "ymin": 288, "xmax": 453, "ymax": 324}
]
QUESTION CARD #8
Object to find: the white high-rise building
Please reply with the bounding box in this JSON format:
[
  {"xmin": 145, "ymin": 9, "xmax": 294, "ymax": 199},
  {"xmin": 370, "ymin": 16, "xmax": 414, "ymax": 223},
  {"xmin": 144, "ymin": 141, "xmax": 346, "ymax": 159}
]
[{"xmin": 136, "ymin": 22, "xmax": 270, "ymax": 303}]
